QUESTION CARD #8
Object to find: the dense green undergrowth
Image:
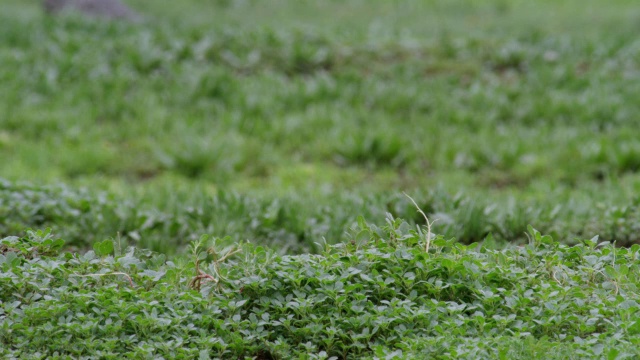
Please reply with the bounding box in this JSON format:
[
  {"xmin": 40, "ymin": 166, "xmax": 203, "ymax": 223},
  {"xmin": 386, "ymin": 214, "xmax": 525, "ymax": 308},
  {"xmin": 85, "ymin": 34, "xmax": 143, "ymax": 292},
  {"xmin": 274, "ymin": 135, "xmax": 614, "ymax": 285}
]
[
  {"xmin": 3, "ymin": 0, "xmax": 640, "ymax": 190},
  {"xmin": 3, "ymin": 0, "xmax": 640, "ymax": 257},
  {"xmin": 2, "ymin": 222, "xmax": 640, "ymax": 359},
  {"xmin": 3, "ymin": 1, "xmax": 640, "ymax": 358},
  {"xmin": 4, "ymin": 179, "xmax": 640, "ymax": 255},
  {"xmin": 2, "ymin": 0, "xmax": 640, "ymax": 253}
]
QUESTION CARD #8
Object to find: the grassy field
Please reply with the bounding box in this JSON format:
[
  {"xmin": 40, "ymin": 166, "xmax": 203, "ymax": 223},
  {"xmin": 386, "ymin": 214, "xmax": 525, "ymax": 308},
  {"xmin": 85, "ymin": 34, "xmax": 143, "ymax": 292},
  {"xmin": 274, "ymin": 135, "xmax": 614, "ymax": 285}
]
[{"xmin": 2, "ymin": 0, "xmax": 640, "ymax": 358}]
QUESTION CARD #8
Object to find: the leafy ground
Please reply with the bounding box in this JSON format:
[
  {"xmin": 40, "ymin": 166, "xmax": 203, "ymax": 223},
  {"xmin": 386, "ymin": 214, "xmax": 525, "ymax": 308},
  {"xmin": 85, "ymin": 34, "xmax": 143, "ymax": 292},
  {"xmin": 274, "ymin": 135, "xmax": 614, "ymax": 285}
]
[
  {"xmin": 3, "ymin": 0, "xmax": 640, "ymax": 252},
  {"xmin": 2, "ymin": 0, "xmax": 640, "ymax": 358},
  {"xmin": 3, "ymin": 224, "xmax": 640, "ymax": 359}
]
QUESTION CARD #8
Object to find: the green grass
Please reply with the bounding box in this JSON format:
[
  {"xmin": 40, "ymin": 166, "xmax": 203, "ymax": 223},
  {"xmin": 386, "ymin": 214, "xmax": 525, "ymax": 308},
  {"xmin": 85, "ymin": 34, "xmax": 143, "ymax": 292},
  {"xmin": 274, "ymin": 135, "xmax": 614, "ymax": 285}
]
[{"xmin": 2, "ymin": 0, "xmax": 640, "ymax": 357}]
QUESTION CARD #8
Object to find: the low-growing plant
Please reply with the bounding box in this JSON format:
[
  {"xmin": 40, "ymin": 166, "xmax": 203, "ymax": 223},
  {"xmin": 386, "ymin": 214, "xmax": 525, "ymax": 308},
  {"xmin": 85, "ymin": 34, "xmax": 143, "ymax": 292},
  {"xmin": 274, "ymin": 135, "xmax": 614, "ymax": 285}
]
[
  {"xmin": 4, "ymin": 179, "xmax": 640, "ymax": 255},
  {"xmin": 2, "ymin": 220, "xmax": 640, "ymax": 359}
]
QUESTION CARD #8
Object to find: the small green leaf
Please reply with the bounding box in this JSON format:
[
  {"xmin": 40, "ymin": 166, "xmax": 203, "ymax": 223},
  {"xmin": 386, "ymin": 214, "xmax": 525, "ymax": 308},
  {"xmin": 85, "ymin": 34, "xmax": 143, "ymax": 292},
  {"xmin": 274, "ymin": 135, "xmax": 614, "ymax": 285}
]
[
  {"xmin": 604, "ymin": 266, "xmax": 617, "ymax": 278},
  {"xmin": 607, "ymin": 348, "xmax": 620, "ymax": 360},
  {"xmin": 93, "ymin": 240, "xmax": 114, "ymax": 257}
]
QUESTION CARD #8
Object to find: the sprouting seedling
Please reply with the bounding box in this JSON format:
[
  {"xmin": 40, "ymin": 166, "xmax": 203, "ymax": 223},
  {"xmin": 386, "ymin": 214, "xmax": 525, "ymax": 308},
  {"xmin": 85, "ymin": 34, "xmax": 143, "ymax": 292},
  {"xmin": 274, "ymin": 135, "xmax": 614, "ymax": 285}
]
[
  {"xmin": 206, "ymin": 242, "xmax": 243, "ymax": 284},
  {"xmin": 404, "ymin": 192, "xmax": 438, "ymax": 253},
  {"xmin": 189, "ymin": 238, "xmax": 214, "ymax": 291},
  {"xmin": 189, "ymin": 236, "xmax": 243, "ymax": 291}
]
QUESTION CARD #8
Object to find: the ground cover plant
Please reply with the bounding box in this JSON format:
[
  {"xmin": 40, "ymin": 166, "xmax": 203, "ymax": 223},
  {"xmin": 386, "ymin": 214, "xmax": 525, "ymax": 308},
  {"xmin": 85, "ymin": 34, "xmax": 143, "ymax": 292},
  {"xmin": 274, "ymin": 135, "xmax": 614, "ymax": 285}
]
[
  {"xmin": 2, "ymin": 0, "xmax": 640, "ymax": 249},
  {"xmin": 2, "ymin": 0, "xmax": 640, "ymax": 358},
  {"xmin": 3, "ymin": 0, "xmax": 640, "ymax": 195},
  {"xmin": 3, "ymin": 179, "xmax": 640, "ymax": 255},
  {"xmin": 3, "ymin": 223, "xmax": 640, "ymax": 359}
]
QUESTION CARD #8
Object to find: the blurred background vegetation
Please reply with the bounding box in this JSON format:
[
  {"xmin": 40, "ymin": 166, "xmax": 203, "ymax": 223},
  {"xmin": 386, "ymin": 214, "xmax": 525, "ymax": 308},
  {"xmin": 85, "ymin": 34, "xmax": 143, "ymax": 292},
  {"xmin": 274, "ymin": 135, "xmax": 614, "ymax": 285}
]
[{"xmin": 2, "ymin": 0, "xmax": 640, "ymax": 254}]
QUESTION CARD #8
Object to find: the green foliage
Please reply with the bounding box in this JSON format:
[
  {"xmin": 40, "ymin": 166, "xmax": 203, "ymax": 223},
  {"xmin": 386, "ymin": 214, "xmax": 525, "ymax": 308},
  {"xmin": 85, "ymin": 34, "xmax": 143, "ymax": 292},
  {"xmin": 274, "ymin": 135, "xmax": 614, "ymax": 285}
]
[
  {"xmin": 3, "ymin": 221, "xmax": 640, "ymax": 359},
  {"xmin": 2, "ymin": 0, "xmax": 640, "ymax": 255},
  {"xmin": 3, "ymin": 0, "xmax": 640, "ymax": 190},
  {"xmin": 4, "ymin": 179, "xmax": 640, "ymax": 254},
  {"xmin": 0, "ymin": 229, "xmax": 64, "ymax": 259},
  {"xmin": 3, "ymin": 0, "xmax": 640, "ymax": 357},
  {"xmin": 93, "ymin": 239, "xmax": 114, "ymax": 257},
  {"xmin": 2, "ymin": 0, "xmax": 640, "ymax": 252}
]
